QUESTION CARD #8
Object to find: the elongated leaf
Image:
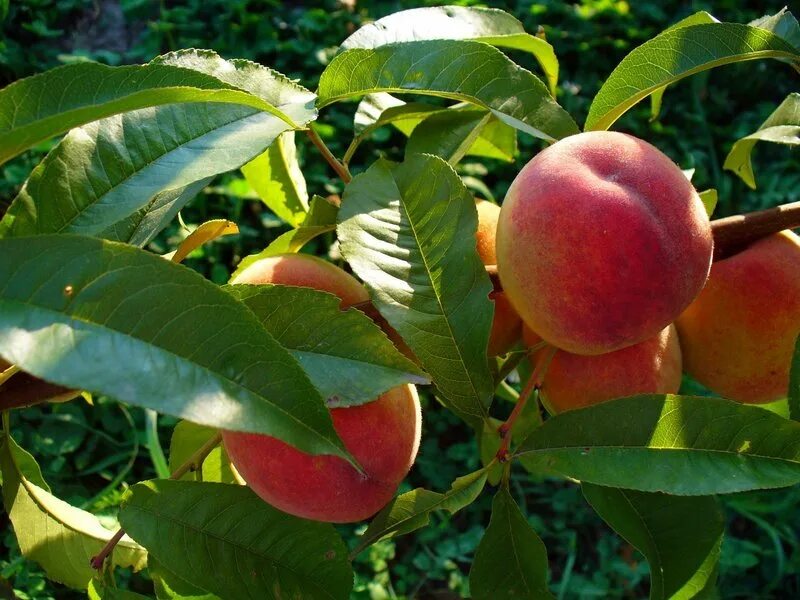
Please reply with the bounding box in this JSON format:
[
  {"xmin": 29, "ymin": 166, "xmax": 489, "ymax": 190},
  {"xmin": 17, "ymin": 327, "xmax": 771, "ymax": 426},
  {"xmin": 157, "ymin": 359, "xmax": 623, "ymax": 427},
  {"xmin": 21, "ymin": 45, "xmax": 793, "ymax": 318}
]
[
  {"xmin": 0, "ymin": 433, "xmax": 146, "ymax": 589},
  {"xmin": 0, "ymin": 234, "xmax": 349, "ymax": 461},
  {"xmin": 406, "ymin": 110, "xmax": 492, "ymax": 165},
  {"xmin": 0, "ymin": 102, "xmax": 288, "ymax": 239},
  {"xmin": 150, "ymin": 555, "xmax": 219, "ymax": 600},
  {"xmin": 226, "ymin": 284, "xmax": 428, "ymax": 406},
  {"xmin": 789, "ymin": 335, "xmax": 800, "ymax": 422},
  {"xmin": 242, "ymin": 131, "xmax": 308, "ymax": 227},
  {"xmin": 340, "ymin": 6, "xmax": 559, "ymax": 94},
  {"xmin": 318, "ymin": 40, "xmax": 578, "ymax": 142},
  {"xmin": 119, "ymin": 480, "xmax": 353, "ymax": 600},
  {"xmin": 583, "ymin": 484, "xmax": 723, "ymax": 600},
  {"xmin": 337, "ymin": 155, "xmax": 494, "ymax": 426},
  {"xmin": 750, "ymin": 7, "xmax": 800, "ymax": 49},
  {"xmin": 166, "ymin": 219, "xmax": 239, "ymax": 264},
  {"xmin": 230, "ymin": 194, "xmax": 337, "ymax": 279},
  {"xmin": 353, "ymin": 468, "xmax": 487, "ymax": 556},
  {"xmin": 516, "ymin": 394, "xmax": 800, "ymax": 494},
  {"xmin": 0, "ymin": 54, "xmax": 314, "ymax": 165},
  {"xmin": 88, "ymin": 580, "xmax": 152, "ymax": 600},
  {"xmin": 649, "ymin": 11, "xmax": 719, "ymax": 121},
  {"xmin": 168, "ymin": 421, "xmax": 238, "ymax": 484},
  {"xmin": 724, "ymin": 93, "xmax": 800, "ymax": 188},
  {"xmin": 586, "ymin": 22, "xmax": 800, "ymax": 131},
  {"xmin": 99, "ymin": 178, "xmax": 211, "ymax": 247},
  {"xmin": 470, "ymin": 488, "xmax": 553, "ymax": 599}
]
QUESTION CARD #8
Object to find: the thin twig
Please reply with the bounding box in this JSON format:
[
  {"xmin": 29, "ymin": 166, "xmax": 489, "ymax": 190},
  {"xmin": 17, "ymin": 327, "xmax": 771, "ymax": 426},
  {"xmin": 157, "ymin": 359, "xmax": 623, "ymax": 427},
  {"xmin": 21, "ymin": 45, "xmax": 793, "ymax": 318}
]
[
  {"xmin": 711, "ymin": 200, "xmax": 800, "ymax": 259},
  {"xmin": 0, "ymin": 364, "xmax": 20, "ymax": 387},
  {"xmin": 89, "ymin": 432, "xmax": 223, "ymax": 570},
  {"xmin": 306, "ymin": 128, "xmax": 352, "ymax": 184}
]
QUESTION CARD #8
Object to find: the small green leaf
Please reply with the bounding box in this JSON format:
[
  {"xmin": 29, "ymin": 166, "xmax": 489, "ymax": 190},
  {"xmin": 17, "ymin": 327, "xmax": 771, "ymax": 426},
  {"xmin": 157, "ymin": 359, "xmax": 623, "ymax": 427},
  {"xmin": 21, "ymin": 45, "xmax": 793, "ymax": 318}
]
[
  {"xmin": 88, "ymin": 580, "xmax": 152, "ymax": 600},
  {"xmin": 698, "ymin": 189, "xmax": 718, "ymax": 217},
  {"xmin": 337, "ymin": 155, "xmax": 495, "ymax": 427},
  {"xmin": 723, "ymin": 93, "xmax": 800, "ymax": 188},
  {"xmin": 582, "ymin": 484, "xmax": 723, "ymax": 600},
  {"xmin": 119, "ymin": 480, "xmax": 353, "ymax": 600},
  {"xmin": 230, "ymin": 195, "xmax": 337, "ymax": 279},
  {"xmin": 0, "ymin": 433, "xmax": 146, "ymax": 589},
  {"xmin": 516, "ymin": 394, "xmax": 800, "ymax": 495},
  {"xmin": 469, "ymin": 488, "xmax": 553, "ymax": 600},
  {"xmin": 165, "ymin": 219, "xmax": 239, "ymax": 264},
  {"xmin": 168, "ymin": 421, "xmax": 238, "ymax": 484},
  {"xmin": 242, "ymin": 131, "xmax": 309, "ymax": 227},
  {"xmin": 0, "ymin": 102, "xmax": 290, "ymax": 239},
  {"xmin": 0, "ymin": 234, "xmax": 348, "ymax": 461},
  {"xmin": 318, "ymin": 40, "xmax": 578, "ymax": 142},
  {"xmin": 226, "ymin": 284, "xmax": 429, "ymax": 406},
  {"xmin": 340, "ymin": 5, "xmax": 559, "ymax": 94},
  {"xmin": 586, "ymin": 22, "xmax": 800, "ymax": 131},
  {"xmin": 789, "ymin": 335, "xmax": 800, "ymax": 422},
  {"xmin": 352, "ymin": 468, "xmax": 487, "ymax": 556},
  {"xmin": 0, "ymin": 51, "xmax": 315, "ymax": 165},
  {"xmin": 406, "ymin": 110, "xmax": 492, "ymax": 165}
]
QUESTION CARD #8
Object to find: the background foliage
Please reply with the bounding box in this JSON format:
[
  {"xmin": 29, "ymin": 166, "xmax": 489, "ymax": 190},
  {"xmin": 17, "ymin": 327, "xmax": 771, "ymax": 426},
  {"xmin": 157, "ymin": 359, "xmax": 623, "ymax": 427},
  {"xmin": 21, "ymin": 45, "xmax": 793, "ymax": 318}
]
[{"xmin": 1, "ymin": 1, "xmax": 798, "ymax": 598}]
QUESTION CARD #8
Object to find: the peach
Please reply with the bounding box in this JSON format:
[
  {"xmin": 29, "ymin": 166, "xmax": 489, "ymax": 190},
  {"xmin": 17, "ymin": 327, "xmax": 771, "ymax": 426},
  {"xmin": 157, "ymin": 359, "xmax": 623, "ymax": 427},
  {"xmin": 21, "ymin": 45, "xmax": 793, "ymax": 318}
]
[
  {"xmin": 475, "ymin": 199, "xmax": 522, "ymax": 355},
  {"xmin": 676, "ymin": 231, "xmax": 800, "ymax": 403},
  {"xmin": 225, "ymin": 252, "xmax": 421, "ymax": 522},
  {"xmin": 497, "ymin": 131, "xmax": 713, "ymax": 355},
  {"xmin": 524, "ymin": 325, "xmax": 682, "ymax": 414}
]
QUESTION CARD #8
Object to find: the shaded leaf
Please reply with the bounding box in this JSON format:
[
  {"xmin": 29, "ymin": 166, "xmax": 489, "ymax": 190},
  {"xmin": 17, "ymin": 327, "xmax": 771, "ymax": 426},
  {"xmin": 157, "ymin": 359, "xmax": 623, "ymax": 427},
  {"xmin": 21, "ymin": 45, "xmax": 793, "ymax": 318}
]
[
  {"xmin": 119, "ymin": 480, "xmax": 352, "ymax": 600},
  {"xmin": 166, "ymin": 219, "xmax": 239, "ymax": 264},
  {"xmin": 318, "ymin": 40, "xmax": 578, "ymax": 142},
  {"xmin": 337, "ymin": 155, "xmax": 494, "ymax": 427},
  {"xmin": 168, "ymin": 421, "xmax": 238, "ymax": 484},
  {"xmin": 586, "ymin": 21, "xmax": 800, "ymax": 131},
  {"xmin": 723, "ymin": 93, "xmax": 800, "ymax": 188},
  {"xmin": 340, "ymin": 5, "xmax": 559, "ymax": 94},
  {"xmin": 0, "ymin": 433, "xmax": 146, "ymax": 589},
  {"xmin": 406, "ymin": 110, "xmax": 491, "ymax": 165},
  {"xmin": 150, "ymin": 555, "xmax": 219, "ymax": 599},
  {"xmin": 0, "ymin": 234, "xmax": 349, "ymax": 460},
  {"xmin": 353, "ymin": 468, "xmax": 487, "ymax": 556},
  {"xmin": 0, "ymin": 102, "xmax": 286, "ymax": 239},
  {"xmin": 516, "ymin": 394, "xmax": 800, "ymax": 494},
  {"xmin": 226, "ymin": 284, "xmax": 428, "ymax": 407},
  {"xmin": 88, "ymin": 580, "xmax": 152, "ymax": 600},
  {"xmin": 469, "ymin": 488, "xmax": 553, "ymax": 599},
  {"xmin": 242, "ymin": 131, "xmax": 308, "ymax": 227},
  {"xmin": 583, "ymin": 484, "xmax": 723, "ymax": 600}
]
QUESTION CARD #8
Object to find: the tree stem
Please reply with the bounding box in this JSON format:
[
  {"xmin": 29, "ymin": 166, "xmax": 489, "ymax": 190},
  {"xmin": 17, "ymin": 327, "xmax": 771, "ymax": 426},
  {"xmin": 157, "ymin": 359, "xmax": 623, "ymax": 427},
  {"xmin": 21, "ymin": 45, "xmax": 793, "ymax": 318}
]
[
  {"xmin": 89, "ymin": 432, "xmax": 223, "ymax": 570},
  {"xmin": 306, "ymin": 128, "xmax": 352, "ymax": 185},
  {"xmin": 711, "ymin": 200, "xmax": 800, "ymax": 259}
]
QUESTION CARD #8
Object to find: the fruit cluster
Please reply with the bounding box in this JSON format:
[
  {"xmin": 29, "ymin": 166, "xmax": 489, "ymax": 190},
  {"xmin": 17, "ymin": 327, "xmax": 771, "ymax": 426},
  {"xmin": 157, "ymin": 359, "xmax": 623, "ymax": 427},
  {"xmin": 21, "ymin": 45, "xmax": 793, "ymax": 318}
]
[{"xmin": 222, "ymin": 131, "xmax": 800, "ymax": 524}]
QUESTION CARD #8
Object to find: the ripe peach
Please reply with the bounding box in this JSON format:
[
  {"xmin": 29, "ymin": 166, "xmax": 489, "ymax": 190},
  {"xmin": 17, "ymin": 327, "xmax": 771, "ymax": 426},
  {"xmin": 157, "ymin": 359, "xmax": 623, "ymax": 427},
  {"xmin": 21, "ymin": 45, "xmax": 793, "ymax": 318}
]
[
  {"xmin": 497, "ymin": 131, "xmax": 713, "ymax": 355},
  {"xmin": 676, "ymin": 231, "xmax": 800, "ymax": 403},
  {"xmin": 524, "ymin": 325, "xmax": 682, "ymax": 414},
  {"xmin": 225, "ymin": 252, "xmax": 421, "ymax": 522},
  {"xmin": 475, "ymin": 199, "xmax": 522, "ymax": 355}
]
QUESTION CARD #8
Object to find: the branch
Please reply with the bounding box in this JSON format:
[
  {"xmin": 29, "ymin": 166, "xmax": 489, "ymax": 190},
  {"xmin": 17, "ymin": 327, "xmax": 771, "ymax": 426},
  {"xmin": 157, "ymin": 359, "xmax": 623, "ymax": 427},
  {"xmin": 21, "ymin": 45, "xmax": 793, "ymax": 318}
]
[
  {"xmin": 89, "ymin": 431, "xmax": 223, "ymax": 570},
  {"xmin": 711, "ymin": 200, "xmax": 800, "ymax": 260},
  {"xmin": 306, "ymin": 128, "xmax": 352, "ymax": 186}
]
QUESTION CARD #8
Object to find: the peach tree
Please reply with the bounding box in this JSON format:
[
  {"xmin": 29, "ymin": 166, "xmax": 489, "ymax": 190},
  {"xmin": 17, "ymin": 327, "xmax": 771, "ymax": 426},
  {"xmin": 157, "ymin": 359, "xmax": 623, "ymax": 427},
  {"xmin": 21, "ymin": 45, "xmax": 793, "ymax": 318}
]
[{"xmin": 1, "ymin": 5, "xmax": 800, "ymax": 599}]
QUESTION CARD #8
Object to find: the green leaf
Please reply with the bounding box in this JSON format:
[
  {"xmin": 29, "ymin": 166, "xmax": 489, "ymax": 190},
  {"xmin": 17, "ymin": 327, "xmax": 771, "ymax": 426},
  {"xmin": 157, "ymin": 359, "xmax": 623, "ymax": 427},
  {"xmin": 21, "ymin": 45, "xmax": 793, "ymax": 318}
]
[
  {"xmin": 337, "ymin": 155, "xmax": 495, "ymax": 427},
  {"xmin": 318, "ymin": 40, "xmax": 578, "ymax": 142},
  {"xmin": 0, "ymin": 433, "xmax": 146, "ymax": 589},
  {"xmin": 407, "ymin": 110, "xmax": 491, "ymax": 165},
  {"xmin": 225, "ymin": 284, "xmax": 428, "ymax": 406},
  {"xmin": 0, "ymin": 102, "xmax": 287, "ymax": 239},
  {"xmin": 0, "ymin": 51, "xmax": 315, "ymax": 165},
  {"xmin": 723, "ymin": 93, "xmax": 800, "ymax": 188},
  {"xmin": 582, "ymin": 484, "xmax": 723, "ymax": 600},
  {"xmin": 698, "ymin": 189, "xmax": 718, "ymax": 217},
  {"xmin": 230, "ymin": 194, "xmax": 337, "ymax": 279},
  {"xmin": 119, "ymin": 480, "xmax": 353, "ymax": 600},
  {"xmin": 166, "ymin": 219, "xmax": 239, "ymax": 264},
  {"xmin": 515, "ymin": 394, "xmax": 800, "ymax": 495},
  {"xmin": 353, "ymin": 93, "xmax": 433, "ymax": 136},
  {"xmin": 750, "ymin": 7, "xmax": 800, "ymax": 49},
  {"xmin": 586, "ymin": 22, "xmax": 800, "ymax": 131},
  {"xmin": 150, "ymin": 555, "xmax": 219, "ymax": 600},
  {"xmin": 241, "ymin": 131, "xmax": 309, "ymax": 227},
  {"xmin": 469, "ymin": 488, "xmax": 553, "ymax": 600},
  {"xmin": 0, "ymin": 234, "xmax": 349, "ymax": 461},
  {"xmin": 352, "ymin": 468, "xmax": 487, "ymax": 556},
  {"xmin": 168, "ymin": 421, "xmax": 238, "ymax": 484},
  {"xmin": 88, "ymin": 580, "xmax": 152, "ymax": 600},
  {"xmin": 99, "ymin": 178, "xmax": 211, "ymax": 247},
  {"xmin": 649, "ymin": 12, "xmax": 719, "ymax": 121},
  {"xmin": 340, "ymin": 5, "xmax": 559, "ymax": 95},
  {"xmin": 789, "ymin": 335, "xmax": 800, "ymax": 422}
]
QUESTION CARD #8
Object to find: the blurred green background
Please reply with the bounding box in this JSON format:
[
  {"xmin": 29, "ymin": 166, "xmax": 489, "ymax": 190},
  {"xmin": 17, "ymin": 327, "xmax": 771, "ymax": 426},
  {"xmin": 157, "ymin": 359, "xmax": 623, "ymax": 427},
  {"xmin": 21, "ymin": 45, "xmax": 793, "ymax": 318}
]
[{"xmin": 1, "ymin": 1, "xmax": 799, "ymax": 598}]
